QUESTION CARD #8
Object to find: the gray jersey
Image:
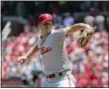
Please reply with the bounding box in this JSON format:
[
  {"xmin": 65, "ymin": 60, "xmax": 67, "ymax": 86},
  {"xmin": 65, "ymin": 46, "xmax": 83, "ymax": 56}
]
[{"xmin": 37, "ymin": 28, "xmax": 72, "ymax": 75}]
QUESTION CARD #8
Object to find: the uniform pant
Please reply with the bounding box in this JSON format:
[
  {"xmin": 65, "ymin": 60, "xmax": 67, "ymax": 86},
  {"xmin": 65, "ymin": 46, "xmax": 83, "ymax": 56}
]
[{"xmin": 43, "ymin": 74, "xmax": 76, "ymax": 87}]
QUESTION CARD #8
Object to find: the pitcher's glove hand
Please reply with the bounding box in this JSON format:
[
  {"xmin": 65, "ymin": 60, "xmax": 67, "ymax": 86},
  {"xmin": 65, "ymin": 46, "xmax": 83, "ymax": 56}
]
[{"xmin": 77, "ymin": 27, "xmax": 96, "ymax": 47}]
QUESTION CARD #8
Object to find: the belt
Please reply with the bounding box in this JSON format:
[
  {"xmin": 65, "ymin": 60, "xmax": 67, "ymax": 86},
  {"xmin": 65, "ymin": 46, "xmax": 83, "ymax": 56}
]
[{"xmin": 46, "ymin": 70, "xmax": 69, "ymax": 79}]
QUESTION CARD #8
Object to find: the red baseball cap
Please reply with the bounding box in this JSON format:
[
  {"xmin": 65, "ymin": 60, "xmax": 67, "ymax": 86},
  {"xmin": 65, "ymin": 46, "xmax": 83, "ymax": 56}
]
[{"xmin": 38, "ymin": 13, "xmax": 53, "ymax": 24}]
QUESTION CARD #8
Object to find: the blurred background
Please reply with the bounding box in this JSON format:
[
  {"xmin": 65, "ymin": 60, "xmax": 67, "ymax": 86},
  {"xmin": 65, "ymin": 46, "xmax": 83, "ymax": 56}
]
[{"xmin": 1, "ymin": 1, "xmax": 109, "ymax": 88}]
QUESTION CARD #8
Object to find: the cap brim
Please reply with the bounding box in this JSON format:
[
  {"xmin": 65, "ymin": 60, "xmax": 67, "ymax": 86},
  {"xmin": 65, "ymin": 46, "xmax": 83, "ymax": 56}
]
[{"xmin": 39, "ymin": 19, "xmax": 52, "ymax": 24}]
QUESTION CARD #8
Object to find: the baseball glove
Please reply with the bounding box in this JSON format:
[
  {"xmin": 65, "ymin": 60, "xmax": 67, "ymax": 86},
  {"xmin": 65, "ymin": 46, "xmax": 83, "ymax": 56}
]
[{"xmin": 77, "ymin": 27, "xmax": 96, "ymax": 47}]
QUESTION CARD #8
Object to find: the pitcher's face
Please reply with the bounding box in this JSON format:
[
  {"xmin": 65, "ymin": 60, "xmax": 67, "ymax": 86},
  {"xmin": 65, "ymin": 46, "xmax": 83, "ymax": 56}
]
[{"xmin": 39, "ymin": 21, "xmax": 53, "ymax": 35}]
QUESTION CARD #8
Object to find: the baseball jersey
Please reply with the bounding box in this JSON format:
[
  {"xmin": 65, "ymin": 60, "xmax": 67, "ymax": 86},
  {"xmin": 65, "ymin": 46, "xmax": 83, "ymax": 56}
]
[{"xmin": 37, "ymin": 28, "xmax": 72, "ymax": 75}]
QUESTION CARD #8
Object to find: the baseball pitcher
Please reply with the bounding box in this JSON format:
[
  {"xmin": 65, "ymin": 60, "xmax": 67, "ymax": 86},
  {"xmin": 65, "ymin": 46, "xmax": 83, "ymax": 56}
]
[{"xmin": 18, "ymin": 13, "xmax": 95, "ymax": 87}]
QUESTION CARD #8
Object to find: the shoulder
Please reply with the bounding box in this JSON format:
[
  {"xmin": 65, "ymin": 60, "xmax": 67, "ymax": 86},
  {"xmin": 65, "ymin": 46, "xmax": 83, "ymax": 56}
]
[
  {"xmin": 50, "ymin": 29, "xmax": 66, "ymax": 39},
  {"xmin": 51, "ymin": 29, "xmax": 64, "ymax": 35},
  {"xmin": 52, "ymin": 28, "xmax": 66, "ymax": 33}
]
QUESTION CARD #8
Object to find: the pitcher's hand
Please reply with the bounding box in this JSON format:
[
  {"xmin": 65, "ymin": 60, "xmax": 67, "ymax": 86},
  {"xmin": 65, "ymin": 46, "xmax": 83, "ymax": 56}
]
[{"xmin": 18, "ymin": 55, "xmax": 28, "ymax": 64}]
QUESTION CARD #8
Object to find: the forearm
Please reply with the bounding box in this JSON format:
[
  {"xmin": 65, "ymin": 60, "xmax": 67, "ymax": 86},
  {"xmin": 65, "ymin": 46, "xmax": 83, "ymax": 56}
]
[
  {"xmin": 66, "ymin": 23, "xmax": 93, "ymax": 36},
  {"xmin": 25, "ymin": 44, "xmax": 40, "ymax": 59}
]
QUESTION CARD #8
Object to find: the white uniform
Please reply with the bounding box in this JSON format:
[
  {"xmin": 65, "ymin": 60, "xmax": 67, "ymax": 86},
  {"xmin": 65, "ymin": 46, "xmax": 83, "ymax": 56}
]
[{"xmin": 37, "ymin": 28, "xmax": 76, "ymax": 87}]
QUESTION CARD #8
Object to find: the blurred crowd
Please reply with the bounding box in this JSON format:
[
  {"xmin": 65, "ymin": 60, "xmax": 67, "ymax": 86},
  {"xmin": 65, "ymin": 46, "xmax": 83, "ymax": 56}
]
[
  {"xmin": 67, "ymin": 30, "xmax": 108, "ymax": 87},
  {"xmin": 1, "ymin": 1, "xmax": 109, "ymax": 88},
  {"xmin": 1, "ymin": 1, "xmax": 109, "ymax": 17}
]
